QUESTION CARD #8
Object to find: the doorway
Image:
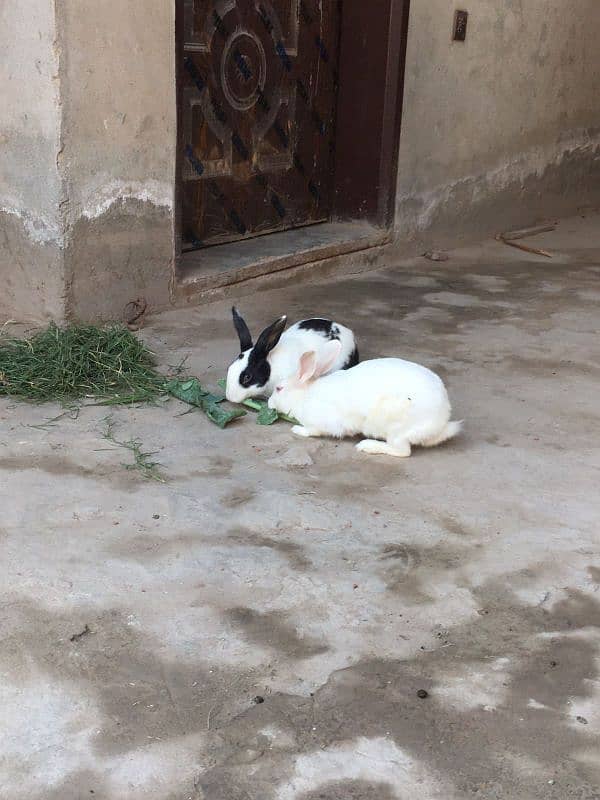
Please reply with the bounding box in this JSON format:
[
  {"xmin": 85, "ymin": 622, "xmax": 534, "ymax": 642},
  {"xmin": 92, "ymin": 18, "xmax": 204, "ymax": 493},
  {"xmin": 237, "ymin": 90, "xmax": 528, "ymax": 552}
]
[{"xmin": 176, "ymin": 1, "xmax": 410, "ymax": 283}]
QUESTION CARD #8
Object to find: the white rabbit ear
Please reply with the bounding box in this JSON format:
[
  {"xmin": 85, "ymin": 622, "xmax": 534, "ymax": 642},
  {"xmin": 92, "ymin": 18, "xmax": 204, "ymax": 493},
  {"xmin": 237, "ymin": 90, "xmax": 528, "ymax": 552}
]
[
  {"xmin": 298, "ymin": 351, "xmax": 317, "ymax": 383},
  {"xmin": 313, "ymin": 339, "xmax": 342, "ymax": 378}
]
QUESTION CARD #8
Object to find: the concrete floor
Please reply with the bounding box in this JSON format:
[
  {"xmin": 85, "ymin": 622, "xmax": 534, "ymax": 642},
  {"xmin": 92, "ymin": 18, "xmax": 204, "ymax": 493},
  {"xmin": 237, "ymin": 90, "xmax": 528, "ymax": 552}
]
[{"xmin": 2, "ymin": 214, "xmax": 600, "ymax": 800}]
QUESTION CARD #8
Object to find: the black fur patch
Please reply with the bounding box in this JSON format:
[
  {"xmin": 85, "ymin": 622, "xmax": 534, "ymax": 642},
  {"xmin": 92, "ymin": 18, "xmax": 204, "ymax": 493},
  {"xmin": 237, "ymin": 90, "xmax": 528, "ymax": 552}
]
[
  {"xmin": 237, "ymin": 316, "xmax": 286, "ymax": 391},
  {"xmin": 298, "ymin": 318, "xmax": 340, "ymax": 340},
  {"xmin": 232, "ymin": 307, "xmax": 253, "ymax": 352},
  {"xmin": 343, "ymin": 347, "xmax": 359, "ymax": 369},
  {"xmin": 239, "ymin": 350, "xmax": 271, "ymax": 389}
]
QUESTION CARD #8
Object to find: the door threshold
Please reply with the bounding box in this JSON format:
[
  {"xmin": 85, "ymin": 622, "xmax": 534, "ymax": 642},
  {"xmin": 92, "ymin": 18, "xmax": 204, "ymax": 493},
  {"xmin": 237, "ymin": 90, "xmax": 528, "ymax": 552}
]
[{"xmin": 177, "ymin": 221, "xmax": 389, "ymax": 294}]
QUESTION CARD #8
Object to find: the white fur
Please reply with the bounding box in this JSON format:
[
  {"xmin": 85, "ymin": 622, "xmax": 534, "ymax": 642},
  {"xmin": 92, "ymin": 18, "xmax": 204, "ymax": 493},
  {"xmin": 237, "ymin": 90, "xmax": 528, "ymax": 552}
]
[
  {"xmin": 225, "ymin": 320, "xmax": 356, "ymax": 403},
  {"xmin": 268, "ymin": 343, "xmax": 462, "ymax": 458}
]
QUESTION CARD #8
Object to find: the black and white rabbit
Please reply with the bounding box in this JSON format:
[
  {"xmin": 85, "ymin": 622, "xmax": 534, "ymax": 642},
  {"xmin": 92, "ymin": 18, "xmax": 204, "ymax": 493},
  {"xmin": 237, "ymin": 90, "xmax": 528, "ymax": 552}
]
[{"xmin": 225, "ymin": 307, "xmax": 359, "ymax": 403}]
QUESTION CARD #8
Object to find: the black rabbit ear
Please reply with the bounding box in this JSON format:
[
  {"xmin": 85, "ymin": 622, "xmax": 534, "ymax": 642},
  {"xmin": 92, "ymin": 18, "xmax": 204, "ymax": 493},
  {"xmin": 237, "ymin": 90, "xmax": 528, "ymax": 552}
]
[
  {"xmin": 254, "ymin": 315, "xmax": 287, "ymax": 356},
  {"xmin": 232, "ymin": 307, "xmax": 253, "ymax": 352}
]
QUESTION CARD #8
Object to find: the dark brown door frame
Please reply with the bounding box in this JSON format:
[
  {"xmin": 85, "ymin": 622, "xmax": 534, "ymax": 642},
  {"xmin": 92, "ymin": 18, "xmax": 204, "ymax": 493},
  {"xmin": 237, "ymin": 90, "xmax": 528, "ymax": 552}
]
[
  {"xmin": 174, "ymin": 0, "xmax": 185, "ymax": 264},
  {"xmin": 333, "ymin": 0, "xmax": 410, "ymax": 228},
  {"xmin": 174, "ymin": 0, "xmax": 410, "ymax": 270}
]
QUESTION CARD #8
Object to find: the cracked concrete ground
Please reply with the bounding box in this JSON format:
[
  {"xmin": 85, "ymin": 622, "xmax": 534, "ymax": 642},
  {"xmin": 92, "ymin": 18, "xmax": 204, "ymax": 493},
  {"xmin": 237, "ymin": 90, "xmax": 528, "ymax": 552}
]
[{"xmin": 1, "ymin": 214, "xmax": 600, "ymax": 800}]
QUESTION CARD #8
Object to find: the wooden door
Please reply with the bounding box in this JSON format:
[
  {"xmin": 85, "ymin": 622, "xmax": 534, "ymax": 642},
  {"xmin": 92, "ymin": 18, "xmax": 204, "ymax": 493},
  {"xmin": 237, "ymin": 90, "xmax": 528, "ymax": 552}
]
[{"xmin": 179, "ymin": 1, "xmax": 341, "ymax": 250}]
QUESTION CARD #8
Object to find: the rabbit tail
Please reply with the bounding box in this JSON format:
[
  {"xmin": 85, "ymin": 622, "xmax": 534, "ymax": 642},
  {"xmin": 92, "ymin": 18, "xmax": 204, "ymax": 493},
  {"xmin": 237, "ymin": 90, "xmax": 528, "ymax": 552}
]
[{"xmin": 421, "ymin": 420, "xmax": 463, "ymax": 447}]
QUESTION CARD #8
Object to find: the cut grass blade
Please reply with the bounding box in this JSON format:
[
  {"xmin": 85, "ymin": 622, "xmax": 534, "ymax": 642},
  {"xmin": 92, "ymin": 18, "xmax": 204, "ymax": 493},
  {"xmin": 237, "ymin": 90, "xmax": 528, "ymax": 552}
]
[
  {"xmin": 101, "ymin": 415, "xmax": 165, "ymax": 482},
  {"xmin": 24, "ymin": 406, "xmax": 80, "ymax": 430}
]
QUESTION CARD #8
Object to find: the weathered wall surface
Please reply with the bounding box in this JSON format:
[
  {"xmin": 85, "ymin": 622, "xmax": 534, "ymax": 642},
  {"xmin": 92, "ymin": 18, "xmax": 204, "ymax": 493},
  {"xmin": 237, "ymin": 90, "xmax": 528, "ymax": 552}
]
[
  {"xmin": 0, "ymin": 0, "xmax": 66, "ymax": 321},
  {"xmin": 58, "ymin": 0, "xmax": 176, "ymax": 320},
  {"xmin": 2, "ymin": 0, "xmax": 600, "ymax": 322},
  {"xmin": 396, "ymin": 0, "xmax": 600, "ymax": 241}
]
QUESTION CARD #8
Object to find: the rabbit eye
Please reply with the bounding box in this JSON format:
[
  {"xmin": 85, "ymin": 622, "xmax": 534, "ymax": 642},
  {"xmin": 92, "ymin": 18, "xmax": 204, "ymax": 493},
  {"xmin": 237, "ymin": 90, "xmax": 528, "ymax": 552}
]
[{"xmin": 276, "ymin": 386, "xmax": 283, "ymax": 392}]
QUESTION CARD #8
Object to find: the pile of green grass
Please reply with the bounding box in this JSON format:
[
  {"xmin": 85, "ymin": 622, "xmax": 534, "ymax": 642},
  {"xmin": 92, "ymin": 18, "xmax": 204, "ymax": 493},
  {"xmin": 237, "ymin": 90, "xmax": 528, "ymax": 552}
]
[{"xmin": 0, "ymin": 323, "xmax": 166, "ymax": 404}]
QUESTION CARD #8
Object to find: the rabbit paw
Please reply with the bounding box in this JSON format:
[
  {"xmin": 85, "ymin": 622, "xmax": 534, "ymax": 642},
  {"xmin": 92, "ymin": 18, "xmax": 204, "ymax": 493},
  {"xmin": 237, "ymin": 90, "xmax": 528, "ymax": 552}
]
[
  {"xmin": 356, "ymin": 438, "xmax": 411, "ymax": 457},
  {"xmin": 291, "ymin": 425, "xmax": 311, "ymax": 437}
]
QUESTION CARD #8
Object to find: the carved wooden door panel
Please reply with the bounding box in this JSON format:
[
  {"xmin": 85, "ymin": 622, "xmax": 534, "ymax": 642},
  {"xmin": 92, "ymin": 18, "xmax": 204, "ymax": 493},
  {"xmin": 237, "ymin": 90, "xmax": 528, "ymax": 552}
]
[{"xmin": 179, "ymin": 1, "xmax": 341, "ymax": 250}]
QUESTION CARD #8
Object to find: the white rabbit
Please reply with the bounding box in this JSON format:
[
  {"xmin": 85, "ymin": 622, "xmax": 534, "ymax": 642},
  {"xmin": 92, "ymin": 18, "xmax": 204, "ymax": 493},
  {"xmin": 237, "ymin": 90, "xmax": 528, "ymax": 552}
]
[
  {"xmin": 268, "ymin": 340, "xmax": 462, "ymax": 457},
  {"xmin": 225, "ymin": 307, "xmax": 358, "ymax": 403}
]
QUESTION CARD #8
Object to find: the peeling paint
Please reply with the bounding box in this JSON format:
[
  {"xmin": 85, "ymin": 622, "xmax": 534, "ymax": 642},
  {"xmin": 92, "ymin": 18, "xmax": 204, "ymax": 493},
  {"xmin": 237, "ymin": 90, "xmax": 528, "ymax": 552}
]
[
  {"xmin": 396, "ymin": 130, "xmax": 600, "ymax": 236},
  {"xmin": 1, "ymin": 178, "xmax": 173, "ymax": 248},
  {"xmin": 79, "ymin": 180, "xmax": 174, "ymax": 221},
  {"xmin": 0, "ymin": 203, "xmax": 64, "ymax": 247},
  {"xmin": 1, "ymin": 0, "xmax": 65, "ymax": 252}
]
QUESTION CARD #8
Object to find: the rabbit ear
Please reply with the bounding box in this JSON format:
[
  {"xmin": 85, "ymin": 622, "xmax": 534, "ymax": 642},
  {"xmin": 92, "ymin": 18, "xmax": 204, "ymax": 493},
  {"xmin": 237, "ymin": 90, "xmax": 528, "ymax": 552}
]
[
  {"xmin": 298, "ymin": 351, "xmax": 317, "ymax": 383},
  {"xmin": 254, "ymin": 315, "xmax": 287, "ymax": 356},
  {"xmin": 232, "ymin": 306, "xmax": 253, "ymax": 352},
  {"xmin": 313, "ymin": 339, "xmax": 342, "ymax": 378}
]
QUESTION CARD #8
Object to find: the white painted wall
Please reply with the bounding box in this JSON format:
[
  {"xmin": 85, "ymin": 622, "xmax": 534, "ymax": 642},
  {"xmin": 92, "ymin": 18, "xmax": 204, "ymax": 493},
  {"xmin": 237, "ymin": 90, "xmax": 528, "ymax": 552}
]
[
  {"xmin": 0, "ymin": 0, "xmax": 62, "ymax": 244},
  {"xmin": 396, "ymin": 0, "xmax": 600, "ymax": 238},
  {"xmin": 2, "ymin": 0, "xmax": 599, "ymax": 320}
]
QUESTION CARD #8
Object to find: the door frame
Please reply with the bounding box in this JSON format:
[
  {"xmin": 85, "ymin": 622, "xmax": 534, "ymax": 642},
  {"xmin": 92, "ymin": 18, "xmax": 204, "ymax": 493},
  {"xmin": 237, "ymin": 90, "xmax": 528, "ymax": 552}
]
[
  {"xmin": 174, "ymin": 0, "xmax": 411, "ymax": 276},
  {"xmin": 332, "ymin": 0, "xmax": 410, "ymax": 228}
]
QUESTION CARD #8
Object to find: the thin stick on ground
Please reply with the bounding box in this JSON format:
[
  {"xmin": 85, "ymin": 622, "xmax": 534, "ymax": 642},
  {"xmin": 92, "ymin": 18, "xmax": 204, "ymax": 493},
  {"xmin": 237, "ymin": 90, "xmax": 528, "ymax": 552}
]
[
  {"xmin": 101, "ymin": 416, "xmax": 166, "ymax": 483},
  {"xmin": 500, "ymin": 222, "xmax": 557, "ymax": 240},
  {"xmin": 497, "ymin": 235, "xmax": 553, "ymax": 258}
]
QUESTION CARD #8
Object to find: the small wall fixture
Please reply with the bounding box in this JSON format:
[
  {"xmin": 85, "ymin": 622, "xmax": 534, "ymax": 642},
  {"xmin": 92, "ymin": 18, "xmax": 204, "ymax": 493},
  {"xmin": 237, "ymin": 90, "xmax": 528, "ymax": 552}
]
[{"xmin": 453, "ymin": 10, "xmax": 468, "ymax": 41}]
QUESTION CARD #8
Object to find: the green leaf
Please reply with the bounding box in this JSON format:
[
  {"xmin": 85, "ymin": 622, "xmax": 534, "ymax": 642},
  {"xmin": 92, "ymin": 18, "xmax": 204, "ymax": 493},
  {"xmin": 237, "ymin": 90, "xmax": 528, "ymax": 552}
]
[
  {"xmin": 279, "ymin": 412, "xmax": 299, "ymax": 424},
  {"xmin": 256, "ymin": 405, "xmax": 279, "ymax": 425},
  {"xmin": 165, "ymin": 377, "xmax": 209, "ymax": 405},
  {"xmin": 214, "ymin": 376, "xmax": 298, "ymax": 425},
  {"xmin": 201, "ymin": 396, "xmax": 246, "ymax": 428},
  {"xmin": 243, "ymin": 397, "xmax": 265, "ymax": 411},
  {"xmin": 166, "ymin": 377, "xmax": 244, "ymax": 428}
]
